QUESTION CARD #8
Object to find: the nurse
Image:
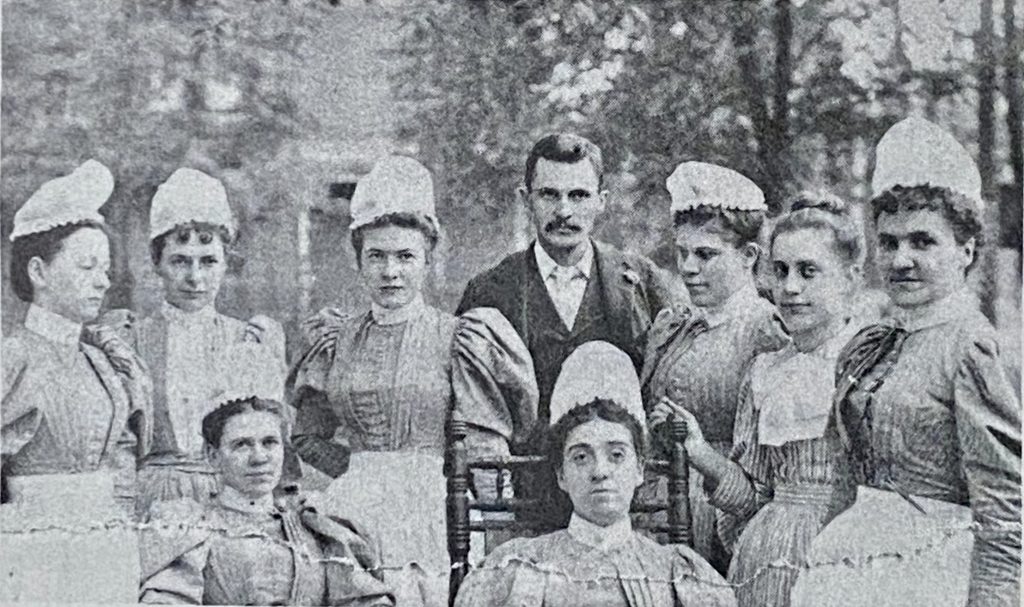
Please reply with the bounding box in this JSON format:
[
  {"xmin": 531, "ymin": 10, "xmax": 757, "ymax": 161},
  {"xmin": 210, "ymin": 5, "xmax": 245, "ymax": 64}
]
[
  {"xmin": 641, "ymin": 162, "xmax": 788, "ymax": 571},
  {"xmin": 652, "ymin": 192, "xmax": 866, "ymax": 606},
  {"xmin": 104, "ymin": 167, "xmax": 287, "ymax": 518},
  {"xmin": 140, "ymin": 396, "xmax": 394, "ymax": 606},
  {"xmin": 455, "ymin": 341, "xmax": 736, "ymax": 607},
  {"xmin": 792, "ymin": 118, "xmax": 1022, "ymax": 606},
  {"xmin": 2, "ymin": 160, "xmax": 151, "ymax": 603},
  {"xmin": 289, "ymin": 155, "xmax": 538, "ymax": 606}
]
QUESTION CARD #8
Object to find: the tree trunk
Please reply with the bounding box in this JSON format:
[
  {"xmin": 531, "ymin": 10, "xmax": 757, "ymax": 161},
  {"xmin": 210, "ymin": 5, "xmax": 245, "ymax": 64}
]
[
  {"xmin": 732, "ymin": 0, "xmax": 794, "ymax": 212},
  {"xmin": 1004, "ymin": 0, "xmax": 1023, "ymax": 249},
  {"xmin": 977, "ymin": 0, "xmax": 997, "ymax": 322}
]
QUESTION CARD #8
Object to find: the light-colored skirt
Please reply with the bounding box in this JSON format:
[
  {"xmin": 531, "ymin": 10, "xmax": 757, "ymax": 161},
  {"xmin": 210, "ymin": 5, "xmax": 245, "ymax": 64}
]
[
  {"xmin": 726, "ymin": 483, "xmax": 836, "ymax": 607},
  {"xmin": 790, "ymin": 486, "xmax": 972, "ymax": 607},
  {"xmin": 313, "ymin": 450, "xmax": 448, "ymax": 607},
  {"xmin": 0, "ymin": 470, "xmax": 140, "ymax": 603}
]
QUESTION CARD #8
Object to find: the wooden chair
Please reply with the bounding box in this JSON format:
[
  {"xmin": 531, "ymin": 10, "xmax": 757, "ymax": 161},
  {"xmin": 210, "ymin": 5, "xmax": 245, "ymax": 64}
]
[{"xmin": 445, "ymin": 419, "xmax": 691, "ymax": 605}]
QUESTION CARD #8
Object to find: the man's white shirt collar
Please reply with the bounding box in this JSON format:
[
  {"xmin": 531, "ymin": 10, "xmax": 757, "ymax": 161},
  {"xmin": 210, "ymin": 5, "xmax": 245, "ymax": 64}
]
[
  {"xmin": 567, "ymin": 512, "xmax": 634, "ymax": 552},
  {"xmin": 534, "ymin": 240, "xmax": 594, "ymax": 281}
]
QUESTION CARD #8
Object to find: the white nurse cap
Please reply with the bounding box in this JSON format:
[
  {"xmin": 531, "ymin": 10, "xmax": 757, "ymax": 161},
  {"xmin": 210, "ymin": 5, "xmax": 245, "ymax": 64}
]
[
  {"xmin": 10, "ymin": 159, "xmax": 114, "ymax": 241},
  {"xmin": 549, "ymin": 341, "xmax": 646, "ymax": 429},
  {"xmin": 666, "ymin": 161, "xmax": 766, "ymax": 214},
  {"xmin": 149, "ymin": 168, "xmax": 236, "ymax": 241},
  {"xmin": 349, "ymin": 155, "xmax": 439, "ymax": 234},
  {"xmin": 872, "ymin": 116, "xmax": 982, "ymax": 207}
]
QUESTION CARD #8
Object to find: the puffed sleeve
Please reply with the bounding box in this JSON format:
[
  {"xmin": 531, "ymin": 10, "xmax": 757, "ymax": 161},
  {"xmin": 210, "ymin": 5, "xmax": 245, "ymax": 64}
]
[
  {"xmin": 952, "ymin": 332, "xmax": 1022, "ymax": 607},
  {"xmin": 83, "ymin": 318, "xmax": 154, "ymax": 455},
  {"xmin": 451, "ymin": 307, "xmax": 539, "ymax": 455},
  {"xmin": 644, "ymin": 258, "xmax": 691, "ymax": 317},
  {"xmin": 670, "ymin": 544, "xmax": 738, "ymax": 607},
  {"xmin": 1, "ymin": 337, "xmax": 42, "ymax": 459},
  {"xmin": 640, "ymin": 307, "xmax": 704, "ymax": 402},
  {"xmin": 287, "ymin": 308, "xmax": 350, "ymax": 479},
  {"xmin": 299, "ymin": 508, "xmax": 395, "ymax": 606},
  {"xmin": 139, "ymin": 500, "xmax": 213, "ymax": 604},
  {"xmin": 453, "ymin": 538, "xmax": 546, "ymax": 607},
  {"xmin": 708, "ymin": 364, "xmax": 773, "ymax": 549}
]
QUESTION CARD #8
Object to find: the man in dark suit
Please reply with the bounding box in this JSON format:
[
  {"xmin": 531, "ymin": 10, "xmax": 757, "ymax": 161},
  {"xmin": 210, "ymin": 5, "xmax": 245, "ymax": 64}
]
[{"xmin": 456, "ymin": 133, "xmax": 687, "ymax": 527}]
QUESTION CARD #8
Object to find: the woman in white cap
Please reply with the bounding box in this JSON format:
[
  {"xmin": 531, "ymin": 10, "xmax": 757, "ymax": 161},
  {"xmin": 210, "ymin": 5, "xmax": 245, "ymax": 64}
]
[
  {"xmin": 790, "ymin": 117, "xmax": 1021, "ymax": 607},
  {"xmin": 455, "ymin": 341, "xmax": 736, "ymax": 607},
  {"xmin": 103, "ymin": 167, "xmax": 288, "ymax": 519},
  {"xmin": 652, "ymin": 192, "xmax": 867, "ymax": 606},
  {"xmin": 288, "ymin": 155, "xmax": 538, "ymax": 607},
  {"xmin": 1, "ymin": 160, "xmax": 151, "ymax": 603},
  {"xmin": 139, "ymin": 396, "xmax": 394, "ymax": 606},
  {"xmin": 640, "ymin": 161, "xmax": 789, "ymax": 571}
]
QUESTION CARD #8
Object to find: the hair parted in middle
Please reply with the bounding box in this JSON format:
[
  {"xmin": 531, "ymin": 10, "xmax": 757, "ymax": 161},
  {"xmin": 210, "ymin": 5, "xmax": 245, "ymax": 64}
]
[
  {"xmin": 201, "ymin": 396, "xmax": 288, "ymax": 449},
  {"xmin": 546, "ymin": 397, "xmax": 646, "ymax": 470},
  {"xmin": 524, "ymin": 133, "xmax": 605, "ymax": 192}
]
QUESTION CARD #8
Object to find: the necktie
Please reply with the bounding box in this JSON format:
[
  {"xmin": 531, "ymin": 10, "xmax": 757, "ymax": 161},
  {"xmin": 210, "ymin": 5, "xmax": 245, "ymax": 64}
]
[{"xmin": 549, "ymin": 266, "xmax": 583, "ymax": 329}]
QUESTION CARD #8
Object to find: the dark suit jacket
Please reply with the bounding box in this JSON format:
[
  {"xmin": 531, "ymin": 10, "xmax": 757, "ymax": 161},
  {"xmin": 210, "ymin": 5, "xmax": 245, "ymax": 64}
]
[{"xmin": 457, "ymin": 239, "xmax": 688, "ymax": 426}]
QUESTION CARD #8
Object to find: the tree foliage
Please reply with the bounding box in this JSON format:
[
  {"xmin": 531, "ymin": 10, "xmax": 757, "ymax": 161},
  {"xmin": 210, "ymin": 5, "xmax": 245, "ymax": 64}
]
[{"xmin": 393, "ymin": 0, "xmax": 1021, "ymax": 257}]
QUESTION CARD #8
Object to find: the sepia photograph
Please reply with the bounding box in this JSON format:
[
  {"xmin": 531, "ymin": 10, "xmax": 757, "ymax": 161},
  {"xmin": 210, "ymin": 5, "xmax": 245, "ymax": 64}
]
[{"xmin": 0, "ymin": 0, "xmax": 1021, "ymax": 605}]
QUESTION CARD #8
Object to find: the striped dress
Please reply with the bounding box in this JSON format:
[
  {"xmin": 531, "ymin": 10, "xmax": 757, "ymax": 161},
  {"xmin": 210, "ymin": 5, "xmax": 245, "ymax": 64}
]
[
  {"xmin": 706, "ymin": 321, "xmax": 860, "ymax": 607},
  {"xmin": 641, "ymin": 284, "xmax": 788, "ymax": 568}
]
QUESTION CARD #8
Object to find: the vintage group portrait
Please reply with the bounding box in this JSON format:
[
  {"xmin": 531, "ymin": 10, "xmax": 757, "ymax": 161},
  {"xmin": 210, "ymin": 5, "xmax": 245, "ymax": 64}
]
[{"xmin": 0, "ymin": 0, "xmax": 1021, "ymax": 605}]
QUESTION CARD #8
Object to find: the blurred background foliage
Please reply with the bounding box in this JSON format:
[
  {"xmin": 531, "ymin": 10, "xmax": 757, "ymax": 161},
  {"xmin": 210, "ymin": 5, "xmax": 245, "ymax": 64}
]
[{"xmin": 2, "ymin": 0, "xmax": 1021, "ymax": 363}]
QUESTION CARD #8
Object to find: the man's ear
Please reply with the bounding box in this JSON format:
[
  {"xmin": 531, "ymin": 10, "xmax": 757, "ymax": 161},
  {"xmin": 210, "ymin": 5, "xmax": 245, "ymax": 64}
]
[
  {"xmin": 517, "ymin": 185, "xmax": 530, "ymax": 210},
  {"xmin": 555, "ymin": 466, "xmax": 566, "ymax": 493},
  {"xmin": 598, "ymin": 188, "xmax": 610, "ymax": 212}
]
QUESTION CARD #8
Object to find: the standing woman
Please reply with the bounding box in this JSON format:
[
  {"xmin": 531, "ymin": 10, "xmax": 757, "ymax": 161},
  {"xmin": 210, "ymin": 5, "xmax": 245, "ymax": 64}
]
[
  {"xmin": 791, "ymin": 118, "xmax": 1021, "ymax": 607},
  {"xmin": 640, "ymin": 162, "xmax": 788, "ymax": 571},
  {"xmin": 103, "ymin": 168, "xmax": 287, "ymax": 519},
  {"xmin": 1, "ymin": 160, "xmax": 151, "ymax": 603},
  {"xmin": 288, "ymin": 156, "xmax": 538, "ymax": 607},
  {"xmin": 652, "ymin": 193, "xmax": 866, "ymax": 606}
]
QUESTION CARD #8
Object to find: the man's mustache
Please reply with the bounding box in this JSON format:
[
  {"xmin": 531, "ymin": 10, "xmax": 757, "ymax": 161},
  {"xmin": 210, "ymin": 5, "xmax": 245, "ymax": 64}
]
[{"xmin": 544, "ymin": 218, "xmax": 581, "ymax": 233}]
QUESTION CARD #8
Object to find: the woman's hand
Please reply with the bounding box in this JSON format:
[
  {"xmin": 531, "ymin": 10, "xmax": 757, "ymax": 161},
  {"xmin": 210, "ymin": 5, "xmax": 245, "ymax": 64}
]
[{"xmin": 649, "ymin": 396, "xmax": 705, "ymax": 451}]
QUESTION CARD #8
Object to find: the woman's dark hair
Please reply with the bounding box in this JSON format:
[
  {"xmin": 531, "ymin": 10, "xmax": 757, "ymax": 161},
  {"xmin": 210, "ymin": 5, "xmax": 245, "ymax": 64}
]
[
  {"xmin": 150, "ymin": 222, "xmax": 233, "ymax": 265},
  {"xmin": 547, "ymin": 398, "xmax": 645, "ymax": 470},
  {"xmin": 771, "ymin": 191, "xmax": 863, "ymax": 266},
  {"xmin": 673, "ymin": 206, "xmax": 764, "ymax": 247},
  {"xmin": 871, "ymin": 184, "xmax": 984, "ymax": 271},
  {"xmin": 9, "ymin": 221, "xmax": 108, "ymax": 302},
  {"xmin": 524, "ymin": 133, "xmax": 605, "ymax": 191},
  {"xmin": 201, "ymin": 396, "xmax": 287, "ymax": 449},
  {"xmin": 350, "ymin": 212, "xmax": 440, "ymax": 260}
]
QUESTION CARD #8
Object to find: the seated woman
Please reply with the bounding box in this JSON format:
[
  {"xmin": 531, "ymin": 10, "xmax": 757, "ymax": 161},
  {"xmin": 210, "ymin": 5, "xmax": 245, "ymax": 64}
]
[
  {"xmin": 139, "ymin": 397, "xmax": 393, "ymax": 606},
  {"xmin": 2, "ymin": 160, "xmax": 151, "ymax": 604},
  {"xmin": 289, "ymin": 155, "xmax": 538, "ymax": 606},
  {"xmin": 455, "ymin": 342, "xmax": 736, "ymax": 607}
]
